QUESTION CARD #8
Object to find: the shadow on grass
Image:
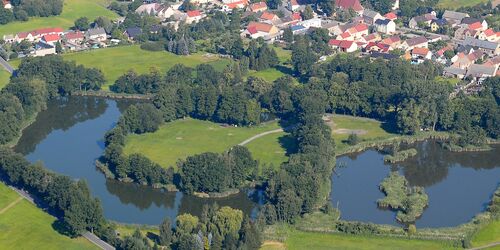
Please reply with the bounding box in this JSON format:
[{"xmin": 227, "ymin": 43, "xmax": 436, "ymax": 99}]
[
  {"xmin": 146, "ymin": 232, "xmax": 159, "ymax": 243},
  {"xmin": 52, "ymin": 220, "xmax": 75, "ymax": 237},
  {"xmin": 278, "ymin": 134, "xmax": 298, "ymax": 157}
]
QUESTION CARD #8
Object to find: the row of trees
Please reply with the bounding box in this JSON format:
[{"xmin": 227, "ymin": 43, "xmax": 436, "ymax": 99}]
[{"xmin": 0, "ymin": 0, "xmax": 63, "ymax": 24}]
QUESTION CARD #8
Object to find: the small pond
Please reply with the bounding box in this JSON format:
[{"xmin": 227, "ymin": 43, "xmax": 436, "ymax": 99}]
[
  {"xmin": 331, "ymin": 141, "xmax": 500, "ymax": 228},
  {"xmin": 14, "ymin": 96, "xmax": 263, "ymax": 225}
]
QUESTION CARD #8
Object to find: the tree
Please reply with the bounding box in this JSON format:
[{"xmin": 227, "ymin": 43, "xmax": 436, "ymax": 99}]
[
  {"xmin": 212, "ymin": 207, "xmax": 243, "ymax": 238},
  {"xmin": 176, "ymin": 214, "xmax": 199, "ymax": 236},
  {"xmin": 0, "ymin": 8, "xmax": 14, "ymax": 24},
  {"xmin": 283, "ymin": 27, "xmax": 294, "ymax": 43},
  {"xmin": 317, "ymin": 0, "xmax": 335, "ymax": 16},
  {"xmin": 74, "ymin": 17, "xmax": 90, "ymax": 31},
  {"xmin": 266, "ymin": 0, "xmax": 282, "ymax": 9},
  {"xmin": 159, "ymin": 217, "xmax": 173, "ymax": 246},
  {"xmin": 347, "ymin": 133, "xmax": 359, "ymax": 145},
  {"xmin": 301, "ymin": 5, "xmax": 314, "ymax": 20}
]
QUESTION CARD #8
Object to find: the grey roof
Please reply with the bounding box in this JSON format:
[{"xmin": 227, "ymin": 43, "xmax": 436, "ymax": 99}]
[
  {"xmin": 86, "ymin": 27, "xmax": 106, "ymax": 37},
  {"xmin": 375, "ymin": 19, "xmax": 391, "ymax": 25},
  {"xmin": 35, "ymin": 42, "xmax": 54, "ymax": 49},
  {"xmin": 461, "ymin": 17, "xmax": 481, "ymax": 25},
  {"xmin": 363, "ymin": 9, "xmax": 380, "ymax": 19},
  {"xmin": 442, "ymin": 10, "xmax": 468, "ymax": 21},
  {"xmin": 125, "ymin": 27, "xmax": 143, "ymax": 38},
  {"xmin": 405, "ymin": 36, "xmax": 428, "ymax": 47},
  {"xmin": 466, "ymin": 64, "xmax": 496, "ymax": 77},
  {"xmin": 321, "ymin": 21, "xmax": 340, "ymax": 29},
  {"xmin": 443, "ymin": 66, "xmax": 466, "ymax": 75},
  {"xmin": 431, "ymin": 19, "xmax": 447, "ymax": 26},
  {"xmin": 461, "ymin": 37, "xmax": 499, "ymax": 50}
]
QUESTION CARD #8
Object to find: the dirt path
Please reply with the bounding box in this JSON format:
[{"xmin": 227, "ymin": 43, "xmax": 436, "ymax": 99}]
[
  {"xmin": 238, "ymin": 128, "xmax": 284, "ymax": 146},
  {"xmin": 469, "ymin": 242, "xmax": 500, "ymax": 250},
  {"xmin": 0, "ymin": 197, "xmax": 22, "ymax": 215}
]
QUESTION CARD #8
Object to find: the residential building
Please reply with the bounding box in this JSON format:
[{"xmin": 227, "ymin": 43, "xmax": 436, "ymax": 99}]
[
  {"xmin": 409, "ymin": 13, "xmax": 435, "ymax": 29},
  {"xmin": 288, "ymin": 0, "xmax": 300, "ymax": 11},
  {"xmin": 124, "ymin": 27, "xmax": 143, "ymax": 40},
  {"xmin": 186, "ymin": 10, "xmax": 204, "ymax": 24},
  {"xmin": 64, "ymin": 31, "xmax": 84, "ymax": 44},
  {"xmin": 242, "ymin": 21, "xmax": 280, "ymax": 40},
  {"xmin": 430, "ymin": 19, "xmax": 447, "ymax": 32},
  {"xmin": 260, "ymin": 11, "xmax": 280, "ymax": 23},
  {"xmin": 466, "ymin": 64, "xmax": 498, "ymax": 83},
  {"xmin": 374, "ymin": 19, "xmax": 395, "ymax": 34},
  {"xmin": 443, "ymin": 66, "xmax": 466, "ymax": 79},
  {"xmin": 297, "ymin": 18, "xmax": 322, "ymax": 29},
  {"xmin": 249, "ymin": 1, "xmax": 267, "ymax": 12},
  {"xmin": 222, "ymin": 0, "xmax": 248, "ymax": 11},
  {"xmin": 335, "ymin": 0, "xmax": 363, "ymax": 14},
  {"xmin": 363, "ymin": 9, "xmax": 382, "ymax": 24},
  {"xmin": 461, "ymin": 37, "xmax": 500, "ymax": 56},
  {"xmin": 41, "ymin": 34, "xmax": 61, "ymax": 46},
  {"xmin": 34, "ymin": 42, "xmax": 56, "ymax": 57},
  {"xmin": 479, "ymin": 29, "xmax": 498, "ymax": 42},
  {"xmin": 461, "ymin": 17, "xmax": 488, "ymax": 30},
  {"xmin": 329, "ymin": 39, "xmax": 358, "ymax": 52},
  {"xmin": 86, "ymin": 27, "xmax": 107, "ymax": 42},
  {"xmin": 384, "ymin": 12, "xmax": 397, "ymax": 21},
  {"xmin": 3, "ymin": 0, "xmax": 11, "ymax": 9},
  {"xmin": 411, "ymin": 47, "xmax": 432, "ymax": 63},
  {"xmin": 442, "ymin": 10, "xmax": 469, "ymax": 27},
  {"xmin": 401, "ymin": 36, "xmax": 428, "ymax": 50}
]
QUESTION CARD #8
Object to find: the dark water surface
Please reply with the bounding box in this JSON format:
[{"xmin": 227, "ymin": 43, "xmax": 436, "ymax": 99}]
[
  {"xmin": 332, "ymin": 141, "xmax": 500, "ymax": 228},
  {"xmin": 14, "ymin": 96, "xmax": 262, "ymax": 225}
]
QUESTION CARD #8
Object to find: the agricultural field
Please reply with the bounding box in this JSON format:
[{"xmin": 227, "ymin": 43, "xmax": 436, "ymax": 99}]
[
  {"xmin": 0, "ymin": 0, "xmax": 118, "ymax": 37},
  {"xmin": 261, "ymin": 227, "xmax": 454, "ymax": 250},
  {"xmin": 0, "ymin": 70, "xmax": 10, "ymax": 90},
  {"xmin": 327, "ymin": 114, "xmax": 397, "ymax": 152},
  {"xmin": 123, "ymin": 118, "xmax": 288, "ymax": 171},
  {"xmin": 436, "ymin": 0, "xmax": 489, "ymax": 9},
  {"xmin": 0, "ymin": 183, "xmax": 97, "ymax": 250},
  {"xmin": 61, "ymin": 45, "xmax": 231, "ymax": 89}
]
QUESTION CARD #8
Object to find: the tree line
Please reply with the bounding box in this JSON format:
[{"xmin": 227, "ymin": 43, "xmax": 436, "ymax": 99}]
[{"xmin": 0, "ymin": 0, "xmax": 63, "ymax": 24}]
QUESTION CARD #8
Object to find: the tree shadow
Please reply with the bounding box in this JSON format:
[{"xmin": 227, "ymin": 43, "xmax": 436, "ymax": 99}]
[
  {"xmin": 274, "ymin": 65, "xmax": 294, "ymax": 77},
  {"xmin": 51, "ymin": 220, "xmax": 74, "ymax": 237},
  {"xmin": 146, "ymin": 232, "xmax": 159, "ymax": 243},
  {"xmin": 278, "ymin": 134, "xmax": 298, "ymax": 157}
]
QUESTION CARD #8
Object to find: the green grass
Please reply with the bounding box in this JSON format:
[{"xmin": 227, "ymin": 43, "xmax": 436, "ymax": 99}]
[
  {"xmin": 0, "ymin": 0, "xmax": 117, "ymax": 37},
  {"xmin": 436, "ymin": 0, "xmax": 489, "ymax": 9},
  {"xmin": 244, "ymin": 131, "xmax": 291, "ymax": 169},
  {"xmin": 329, "ymin": 114, "xmax": 397, "ymax": 152},
  {"xmin": 123, "ymin": 118, "xmax": 286, "ymax": 170},
  {"xmin": 0, "ymin": 183, "xmax": 97, "ymax": 250},
  {"xmin": 60, "ymin": 45, "xmax": 231, "ymax": 89},
  {"xmin": 471, "ymin": 219, "xmax": 500, "ymax": 248},
  {"xmin": 262, "ymin": 227, "xmax": 454, "ymax": 250},
  {"xmin": 0, "ymin": 70, "xmax": 11, "ymax": 90},
  {"xmin": 248, "ymin": 68, "xmax": 286, "ymax": 82}
]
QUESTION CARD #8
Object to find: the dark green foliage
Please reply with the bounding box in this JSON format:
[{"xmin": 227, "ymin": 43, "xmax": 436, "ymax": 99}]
[
  {"xmin": 335, "ymin": 221, "xmax": 380, "ymax": 235},
  {"xmin": 74, "ymin": 17, "xmax": 90, "ymax": 31},
  {"xmin": 159, "ymin": 218, "xmax": 173, "ymax": 246},
  {"xmin": 118, "ymin": 103, "xmax": 163, "ymax": 134},
  {"xmin": 0, "ymin": 0, "xmax": 63, "ymax": 24},
  {"xmin": 111, "ymin": 70, "xmax": 162, "ymax": 94},
  {"xmin": 347, "ymin": 133, "xmax": 359, "ymax": 145}
]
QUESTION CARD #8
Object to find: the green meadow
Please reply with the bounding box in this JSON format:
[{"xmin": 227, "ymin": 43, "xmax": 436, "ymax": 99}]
[
  {"xmin": 0, "ymin": 70, "xmax": 10, "ymax": 89},
  {"xmin": 123, "ymin": 118, "xmax": 287, "ymax": 171},
  {"xmin": 0, "ymin": 183, "xmax": 97, "ymax": 250},
  {"xmin": 436, "ymin": 0, "xmax": 490, "ymax": 9},
  {"xmin": 0, "ymin": 0, "xmax": 117, "ymax": 37}
]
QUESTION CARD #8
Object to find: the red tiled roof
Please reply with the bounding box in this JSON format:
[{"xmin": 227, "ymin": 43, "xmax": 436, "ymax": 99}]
[
  {"xmin": 340, "ymin": 32, "xmax": 351, "ymax": 39},
  {"xmin": 335, "ymin": 0, "xmax": 363, "ymax": 12},
  {"xmin": 247, "ymin": 26, "xmax": 258, "ymax": 34},
  {"xmin": 17, "ymin": 32, "xmax": 30, "ymax": 39},
  {"xmin": 329, "ymin": 39, "xmax": 342, "ymax": 46},
  {"xmin": 412, "ymin": 47, "xmax": 430, "ymax": 56},
  {"xmin": 33, "ymin": 27, "xmax": 64, "ymax": 36},
  {"xmin": 42, "ymin": 34, "xmax": 60, "ymax": 42},
  {"xmin": 186, "ymin": 10, "xmax": 201, "ymax": 17},
  {"xmin": 292, "ymin": 12, "xmax": 302, "ymax": 20},
  {"xmin": 65, "ymin": 31, "xmax": 84, "ymax": 40},
  {"xmin": 339, "ymin": 40, "xmax": 355, "ymax": 49},
  {"xmin": 354, "ymin": 23, "xmax": 368, "ymax": 32},
  {"xmin": 384, "ymin": 12, "xmax": 397, "ymax": 20},
  {"xmin": 468, "ymin": 22, "xmax": 482, "ymax": 30},
  {"xmin": 260, "ymin": 11, "xmax": 277, "ymax": 20},
  {"xmin": 225, "ymin": 0, "xmax": 248, "ymax": 9},
  {"xmin": 250, "ymin": 1, "xmax": 267, "ymax": 11},
  {"xmin": 483, "ymin": 28, "xmax": 495, "ymax": 37},
  {"xmin": 247, "ymin": 21, "xmax": 274, "ymax": 33}
]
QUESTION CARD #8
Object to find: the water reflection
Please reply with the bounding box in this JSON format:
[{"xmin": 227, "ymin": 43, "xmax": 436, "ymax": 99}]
[
  {"xmin": 15, "ymin": 96, "xmax": 262, "ymax": 225},
  {"xmin": 332, "ymin": 142, "xmax": 500, "ymax": 228}
]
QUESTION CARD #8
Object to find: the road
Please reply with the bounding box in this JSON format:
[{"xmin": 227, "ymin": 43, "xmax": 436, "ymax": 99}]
[
  {"xmin": 0, "ymin": 56, "xmax": 14, "ymax": 74},
  {"xmin": 7, "ymin": 184, "xmax": 115, "ymax": 250},
  {"xmin": 468, "ymin": 242, "xmax": 500, "ymax": 250},
  {"xmin": 238, "ymin": 128, "xmax": 284, "ymax": 146}
]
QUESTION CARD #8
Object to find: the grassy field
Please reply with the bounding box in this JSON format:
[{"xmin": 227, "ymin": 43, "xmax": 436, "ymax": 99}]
[
  {"xmin": 244, "ymin": 131, "xmax": 293, "ymax": 169},
  {"xmin": 0, "ymin": 183, "xmax": 97, "ymax": 250},
  {"xmin": 0, "ymin": 0, "xmax": 117, "ymax": 37},
  {"xmin": 328, "ymin": 114, "xmax": 397, "ymax": 153},
  {"xmin": 0, "ymin": 69, "xmax": 10, "ymax": 90},
  {"xmin": 471, "ymin": 219, "xmax": 500, "ymax": 248},
  {"xmin": 248, "ymin": 68, "xmax": 286, "ymax": 82},
  {"xmin": 123, "ymin": 118, "xmax": 287, "ymax": 170},
  {"xmin": 436, "ymin": 0, "xmax": 489, "ymax": 9},
  {"xmin": 261, "ymin": 227, "xmax": 454, "ymax": 250},
  {"xmin": 59, "ymin": 45, "xmax": 231, "ymax": 89}
]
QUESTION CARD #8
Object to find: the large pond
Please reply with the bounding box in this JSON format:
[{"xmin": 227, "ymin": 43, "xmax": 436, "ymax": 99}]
[
  {"xmin": 14, "ymin": 96, "xmax": 263, "ymax": 225},
  {"xmin": 332, "ymin": 141, "xmax": 500, "ymax": 228}
]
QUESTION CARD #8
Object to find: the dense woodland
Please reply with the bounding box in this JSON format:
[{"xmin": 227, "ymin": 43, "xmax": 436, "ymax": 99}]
[{"xmin": 0, "ymin": 0, "xmax": 63, "ymax": 24}]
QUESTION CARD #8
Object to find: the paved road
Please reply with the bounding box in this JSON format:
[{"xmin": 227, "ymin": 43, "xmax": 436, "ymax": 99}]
[
  {"xmin": 238, "ymin": 128, "xmax": 284, "ymax": 146},
  {"xmin": 0, "ymin": 56, "xmax": 14, "ymax": 73},
  {"xmin": 8, "ymin": 184, "xmax": 115, "ymax": 250}
]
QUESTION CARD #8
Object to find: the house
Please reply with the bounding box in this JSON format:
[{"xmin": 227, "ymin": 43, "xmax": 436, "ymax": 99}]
[
  {"xmin": 321, "ymin": 21, "xmax": 341, "ymax": 35},
  {"xmin": 291, "ymin": 24, "xmax": 307, "ymax": 34},
  {"xmin": 329, "ymin": 39, "xmax": 358, "ymax": 52},
  {"xmin": 347, "ymin": 23, "xmax": 369, "ymax": 39},
  {"xmin": 466, "ymin": 64, "xmax": 497, "ymax": 83},
  {"xmin": 411, "ymin": 47, "xmax": 432, "ymax": 63},
  {"xmin": 135, "ymin": 3, "xmax": 162, "ymax": 15},
  {"xmin": 430, "ymin": 19, "xmax": 447, "ymax": 32},
  {"xmin": 461, "ymin": 17, "xmax": 488, "ymax": 31},
  {"xmin": 401, "ymin": 36, "xmax": 428, "ymax": 50},
  {"xmin": 288, "ymin": 0, "xmax": 300, "ymax": 11},
  {"xmin": 365, "ymin": 42, "xmax": 391, "ymax": 53},
  {"xmin": 124, "ymin": 27, "xmax": 143, "ymax": 40},
  {"xmin": 14, "ymin": 32, "xmax": 34, "ymax": 42},
  {"xmin": 297, "ymin": 18, "xmax": 322, "ymax": 29},
  {"xmin": 409, "ymin": 13, "xmax": 435, "ymax": 29},
  {"xmin": 64, "ymin": 31, "xmax": 84, "ymax": 44},
  {"xmin": 3, "ymin": 0, "xmax": 11, "ymax": 9},
  {"xmin": 443, "ymin": 66, "xmax": 466, "ymax": 79},
  {"xmin": 279, "ymin": 12, "xmax": 302, "ymax": 27},
  {"xmin": 380, "ymin": 35, "xmax": 401, "ymax": 49},
  {"xmin": 243, "ymin": 21, "xmax": 280, "ymax": 40},
  {"xmin": 442, "ymin": 10, "xmax": 469, "ymax": 27},
  {"xmin": 454, "ymin": 27, "xmax": 480, "ymax": 40},
  {"xmin": 479, "ymin": 29, "xmax": 498, "ymax": 42},
  {"xmin": 260, "ymin": 11, "xmax": 280, "ymax": 23},
  {"xmin": 391, "ymin": 0, "xmax": 399, "ymax": 10},
  {"xmin": 222, "ymin": 0, "xmax": 248, "ymax": 11},
  {"xmin": 34, "ymin": 42, "xmax": 56, "ymax": 57},
  {"xmin": 361, "ymin": 33, "xmax": 381, "ymax": 43},
  {"xmin": 461, "ymin": 37, "xmax": 500, "ymax": 56},
  {"xmin": 384, "ymin": 12, "xmax": 397, "ymax": 21},
  {"xmin": 335, "ymin": 0, "xmax": 364, "ymax": 14},
  {"xmin": 31, "ymin": 27, "xmax": 64, "ymax": 40},
  {"xmin": 41, "ymin": 34, "xmax": 61, "ymax": 46},
  {"xmin": 86, "ymin": 27, "xmax": 107, "ymax": 42},
  {"xmin": 451, "ymin": 51, "xmax": 483, "ymax": 69},
  {"xmin": 186, "ymin": 10, "xmax": 204, "ymax": 24},
  {"xmin": 363, "ymin": 9, "xmax": 382, "ymax": 24},
  {"xmin": 467, "ymin": 22, "xmax": 485, "ymax": 32},
  {"xmin": 249, "ymin": 1, "xmax": 267, "ymax": 12},
  {"xmin": 374, "ymin": 19, "xmax": 395, "ymax": 34}
]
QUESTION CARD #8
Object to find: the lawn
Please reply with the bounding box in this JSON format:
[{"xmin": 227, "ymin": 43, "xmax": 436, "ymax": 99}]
[
  {"xmin": 248, "ymin": 68, "xmax": 286, "ymax": 82},
  {"xmin": 0, "ymin": 183, "xmax": 97, "ymax": 250},
  {"xmin": 61, "ymin": 45, "xmax": 231, "ymax": 89},
  {"xmin": 245, "ymin": 131, "xmax": 293, "ymax": 170},
  {"xmin": 261, "ymin": 227, "xmax": 454, "ymax": 250},
  {"xmin": 0, "ymin": 0, "xmax": 118, "ymax": 37},
  {"xmin": 437, "ymin": 0, "xmax": 489, "ymax": 9},
  {"xmin": 471, "ymin": 219, "xmax": 500, "ymax": 248},
  {"xmin": 328, "ymin": 114, "xmax": 397, "ymax": 153},
  {"xmin": 0, "ymin": 69, "xmax": 11, "ymax": 90},
  {"xmin": 123, "ymin": 118, "xmax": 287, "ymax": 171}
]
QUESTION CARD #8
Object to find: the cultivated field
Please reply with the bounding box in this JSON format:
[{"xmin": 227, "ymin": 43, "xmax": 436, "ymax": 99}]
[
  {"xmin": 123, "ymin": 118, "xmax": 288, "ymax": 171},
  {"xmin": 0, "ymin": 183, "xmax": 97, "ymax": 250},
  {"xmin": 328, "ymin": 114, "xmax": 397, "ymax": 152},
  {"xmin": 436, "ymin": 0, "xmax": 489, "ymax": 9},
  {"xmin": 0, "ymin": 0, "xmax": 117, "ymax": 37},
  {"xmin": 61, "ymin": 45, "xmax": 231, "ymax": 89}
]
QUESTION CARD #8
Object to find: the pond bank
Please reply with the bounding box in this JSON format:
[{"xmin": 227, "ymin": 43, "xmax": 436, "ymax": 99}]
[{"xmin": 72, "ymin": 90, "xmax": 152, "ymax": 100}]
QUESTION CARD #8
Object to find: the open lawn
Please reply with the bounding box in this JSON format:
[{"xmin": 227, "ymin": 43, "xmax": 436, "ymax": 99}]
[
  {"xmin": 437, "ymin": 0, "xmax": 489, "ymax": 9},
  {"xmin": 248, "ymin": 68, "xmax": 286, "ymax": 82},
  {"xmin": 123, "ymin": 118, "xmax": 288, "ymax": 171},
  {"xmin": 244, "ymin": 131, "xmax": 293, "ymax": 169},
  {"xmin": 471, "ymin": 219, "xmax": 500, "ymax": 248},
  {"xmin": 261, "ymin": 227, "xmax": 454, "ymax": 250},
  {"xmin": 0, "ymin": 0, "xmax": 117, "ymax": 37},
  {"xmin": 328, "ymin": 114, "xmax": 397, "ymax": 152},
  {"xmin": 0, "ymin": 183, "xmax": 97, "ymax": 250},
  {"xmin": 60, "ymin": 45, "xmax": 231, "ymax": 89},
  {"xmin": 0, "ymin": 69, "xmax": 10, "ymax": 90}
]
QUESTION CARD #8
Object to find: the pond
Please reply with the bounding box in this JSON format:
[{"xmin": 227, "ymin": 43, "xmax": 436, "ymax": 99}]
[
  {"xmin": 14, "ymin": 96, "xmax": 263, "ymax": 225},
  {"xmin": 331, "ymin": 141, "xmax": 500, "ymax": 228}
]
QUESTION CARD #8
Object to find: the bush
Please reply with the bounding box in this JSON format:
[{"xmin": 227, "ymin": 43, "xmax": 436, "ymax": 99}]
[{"xmin": 347, "ymin": 133, "xmax": 359, "ymax": 145}]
